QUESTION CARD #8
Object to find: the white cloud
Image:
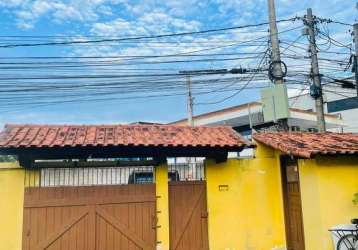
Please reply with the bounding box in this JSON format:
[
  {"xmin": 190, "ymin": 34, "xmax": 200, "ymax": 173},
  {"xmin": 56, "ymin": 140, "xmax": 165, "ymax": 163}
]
[
  {"xmin": 0, "ymin": 0, "xmax": 26, "ymax": 7},
  {"xmin": 97, "ymin": 5, "xmax": 114, "ymax": 16},
  {"xmin": 72, "ymin": 10, "xmax": 204, "ymax": 59},
  {"xmin": 1, "ymin": 0, "xmax": 122, "ymax": 29},
  {"xmin": 90, "ymin": 11, "xmax": 201, "ymax": 37},
  {"xmin": 91, "ymin": 18, "xmax": 148, "ymax": 36}
]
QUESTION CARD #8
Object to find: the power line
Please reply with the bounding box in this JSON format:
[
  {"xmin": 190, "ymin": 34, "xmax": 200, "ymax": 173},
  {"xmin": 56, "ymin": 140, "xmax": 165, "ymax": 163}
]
[
  {"xmin": 0, "ymin": 51, "xmax": 267, "ymax": 60},
  {"xmin": 195, "ymin": 49, "xmax": 269, "ymax": 105},
  {"xmin": 315, "ymin": 17, "xmax": 352, "ymax": 27},
  {"xmin": 0, "ymin": 17, "xmax": 299, "ymax": 48},
  {"xmin": 0, "ymin": 21, "xmax": 316, "ymax": 113}
]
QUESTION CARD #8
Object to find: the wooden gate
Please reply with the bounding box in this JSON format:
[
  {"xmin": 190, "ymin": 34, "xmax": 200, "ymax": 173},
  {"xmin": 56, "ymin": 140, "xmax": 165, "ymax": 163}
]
[
  {"xmin": 22, "ymin": 184, "xmax": 156, "ymax": 250},
  {"xmin": 281, "ymin": 157, "xmax": 305, "ymax": 250},
  {"xmin": 169, "ymin": 181, "xmax": 209, "ymax": 250}
]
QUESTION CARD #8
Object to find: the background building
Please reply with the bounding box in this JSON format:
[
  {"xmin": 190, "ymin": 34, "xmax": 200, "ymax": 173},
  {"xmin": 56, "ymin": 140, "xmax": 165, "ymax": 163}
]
[
  {"xmin": 289, "ymin": 78, "xmax": 358, "ymax": 132},
  {"xmin": 170, "ymin": 102, "xmax": 345, "ymax": 136}
]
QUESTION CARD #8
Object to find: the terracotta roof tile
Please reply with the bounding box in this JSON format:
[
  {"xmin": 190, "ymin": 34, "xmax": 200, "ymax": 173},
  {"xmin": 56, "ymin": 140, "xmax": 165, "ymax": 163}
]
[
  {"xmin": 253, "ymin": 132, "xmax": 358, "ymax": 158},
  {"xmin": 0, "ymin": 124, "xmax": 251, "ymax": 150}
]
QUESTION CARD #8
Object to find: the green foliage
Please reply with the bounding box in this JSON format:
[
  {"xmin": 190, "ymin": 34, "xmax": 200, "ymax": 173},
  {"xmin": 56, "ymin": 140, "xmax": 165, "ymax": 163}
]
[
  {"xmin": 353, "ymin": 193, "xmax": 358, "ymax": 205},
  {"xmin": 0, "ymin": 155, "xmax": 17, "ymax": 162}
]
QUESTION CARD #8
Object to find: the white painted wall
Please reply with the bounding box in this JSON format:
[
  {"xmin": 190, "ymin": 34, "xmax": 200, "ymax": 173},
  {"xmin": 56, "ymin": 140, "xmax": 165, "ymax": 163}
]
[{"xmin": 289, "ymin": 84, "xmax": 358, "ymax": 132}]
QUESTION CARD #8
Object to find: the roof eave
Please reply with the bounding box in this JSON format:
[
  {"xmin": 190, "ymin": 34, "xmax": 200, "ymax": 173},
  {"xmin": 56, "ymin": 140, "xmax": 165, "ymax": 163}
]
[{"xmin": 0, "ymin": 144, "xmax": 251, "ymax": 167}]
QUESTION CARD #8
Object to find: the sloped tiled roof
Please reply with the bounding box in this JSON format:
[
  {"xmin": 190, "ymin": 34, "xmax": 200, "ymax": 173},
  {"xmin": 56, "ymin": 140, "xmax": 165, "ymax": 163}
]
[
  {"xmin": 0, "ymin": 124, "xmax": 250, "ymax": 149},
  {"xmin": 253, "ymin": 132, "xmax": 358, "ymax": 158}
]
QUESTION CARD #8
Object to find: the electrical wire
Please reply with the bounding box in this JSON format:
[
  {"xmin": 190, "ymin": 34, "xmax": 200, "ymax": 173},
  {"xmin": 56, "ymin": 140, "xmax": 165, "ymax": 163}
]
[
  {"xmin": 0, "ymin": 17, "xmax": 299, "ymax": 48},
  {"xmin": 195, "ymin": 49, "xmax": 269, "ymax": 105}
]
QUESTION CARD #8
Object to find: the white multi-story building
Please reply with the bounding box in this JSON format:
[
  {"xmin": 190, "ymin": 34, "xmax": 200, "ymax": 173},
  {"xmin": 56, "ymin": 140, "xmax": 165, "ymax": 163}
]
[
  {"xmin": 170, "ymin": 78, "xmax": 356, "ymax": 158},
  {"xmin": 171, "ymin": 101, "xmax": 345, "ymax": 135},
  {"xmin": 170, "ymin": 101, "xmax": 345, "ymax": 158},
  {"xmin": 289, "ymin": 79, "xmax": 358, "ymax": 132}
]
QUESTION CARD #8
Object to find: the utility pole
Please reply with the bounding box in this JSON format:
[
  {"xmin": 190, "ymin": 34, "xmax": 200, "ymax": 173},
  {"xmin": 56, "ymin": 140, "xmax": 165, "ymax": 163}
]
[
  {"xmin": 186, "ymin": 75, "xmax": 194, "ymax": 126},
  {"xmin": 180, "ymin": 68, "xmax": 257, "ymax": 126},
  {"xmin": 268, "ymin": 0, "xmax": 284, "ymax": 85},
  {"xmin": 179, "ymin": 66, "xmax": 270, "ymax": 126},
  {"xmin": 353, "ymin": 23, "xmax": 358, "ymax": 97},
  {"xmin": 306, "ymin": 8, "xmax": 326, "ymax": 132},
  {"xmin": 267, "ymin": 0, "xmax": 289, "ymax": 131}
]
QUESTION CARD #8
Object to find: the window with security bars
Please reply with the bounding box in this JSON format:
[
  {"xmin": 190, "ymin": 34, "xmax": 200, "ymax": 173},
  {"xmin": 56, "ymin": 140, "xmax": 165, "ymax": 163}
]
[
  {"xmin": 25, "ymin": 166, "xmax": 154, "ymax": 187},
  {"xmin": 24, "ymin": 163, "xmax": 205, "ymax": 187},
  {"xmin": 168, "ymin": 162, "xmax": 205, "ymax": 181}
]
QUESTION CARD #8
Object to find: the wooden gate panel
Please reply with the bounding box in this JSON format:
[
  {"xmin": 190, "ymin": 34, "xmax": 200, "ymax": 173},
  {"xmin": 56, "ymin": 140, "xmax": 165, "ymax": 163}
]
[
  {"xmin": 23, "ymin": 184, "xmax": 156, "ymax": 250},
  {"xmin": 96, "ymin": 216, "xmax": 141, "ymax": 250},
  {"xmin": 96, "ymin": 203, "xmax": 156, "ymax": 250},
  {"xmin": 169, "ymin": 181, "xmax": 209, "ymax": 250},
  {"xmin": 107, "ymin": 201, "xmax": 156, "ymax": 245},
  {"xmin": 281, "ymin": 157, "xmax": 305, "ymax": 250},
  {"xmin": 46, "ymin": 214, "xmax": 88, "ymax": 250},
  {"xmin": 23, "ymin": 205, "xmax": 87, "ymax": 250},
  {"xmin": 286, "ymin": 182, "xmax": 305, "ymax": 250}
]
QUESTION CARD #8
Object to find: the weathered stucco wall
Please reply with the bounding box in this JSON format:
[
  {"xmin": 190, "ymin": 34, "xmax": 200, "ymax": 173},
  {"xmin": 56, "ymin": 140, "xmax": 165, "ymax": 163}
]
[
  {"xmin": 205, "ymin": 144, "xmax": 287, "ymax": 250},
  {"xmin": 299, "ymin": 156, "xmax": 358, "ymax": 250},
  {"xmin": 0, "ymin": 162, "xmax": 24, "ymax": 250}
]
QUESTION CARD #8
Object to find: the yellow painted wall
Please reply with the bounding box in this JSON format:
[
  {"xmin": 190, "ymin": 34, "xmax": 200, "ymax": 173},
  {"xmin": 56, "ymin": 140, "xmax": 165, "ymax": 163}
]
[
  {"xmin": 155, "ymin": 163, "xmax": 170, "ymax": 250},
  {"xmin": 1, "ymin": 147, "xmax": 356, "ymax": 250},
  {"xmin": 299, "ymin": 156, "xmax": 358, "ymax": 250},
  {"xmin": 205, "ymin": 144, "xmax": 287, "ymax": 250},
  {"xmin": 0, "ymin": 162, "xmax": 24, "ymax": 250}
]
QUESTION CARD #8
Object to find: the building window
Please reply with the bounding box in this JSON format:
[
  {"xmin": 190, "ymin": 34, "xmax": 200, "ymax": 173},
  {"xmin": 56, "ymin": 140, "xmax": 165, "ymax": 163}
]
[
  {"xmin": 291, "ymin": 126, "xmax": 301, "ymax": 132},
  {"xmin": 327, "ymin": 97, "xmax": 358, "ymax": 113}
]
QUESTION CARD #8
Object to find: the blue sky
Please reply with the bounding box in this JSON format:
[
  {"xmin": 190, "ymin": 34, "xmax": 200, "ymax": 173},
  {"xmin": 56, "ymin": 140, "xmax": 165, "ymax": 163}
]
[{"xmin": 0, "ymin": 0, "xmax": 356, "ymax": 126}]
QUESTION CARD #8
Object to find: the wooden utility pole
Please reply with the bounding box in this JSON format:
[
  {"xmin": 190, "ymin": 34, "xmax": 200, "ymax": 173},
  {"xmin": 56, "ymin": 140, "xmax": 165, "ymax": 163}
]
[
  {"xmin": 268, "ymin": 0, "xmax": 284, "ymax": 84},
  {"xmin": 306, "ymin": 8, "xmax": 326, "ymax": 132},
  {"xmin": 353, "ymin": 23, "xmax": 358, "ymax": 97},
  {"xmin": 186, "ymin": 75, "xmax": 194, "ymax": 126}
]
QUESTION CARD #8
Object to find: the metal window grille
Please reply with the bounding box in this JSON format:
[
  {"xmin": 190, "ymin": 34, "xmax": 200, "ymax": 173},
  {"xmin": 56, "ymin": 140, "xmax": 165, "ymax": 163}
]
[
  {"xmin": 25, "ymin": 166, "xmax": 154, "ymax": 187},
  {"xmin": 168, "ymin": 162, "xmax": 205, "ymax": 181}
]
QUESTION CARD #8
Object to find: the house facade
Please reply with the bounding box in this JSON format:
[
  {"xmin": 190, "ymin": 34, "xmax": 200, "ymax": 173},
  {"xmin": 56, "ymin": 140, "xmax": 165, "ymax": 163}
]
[
  {"xmin": 253, "ymin": 132, "xmax": 358, "ymax": 250},
  {"xmin": 0, "ymin": 124, "xmax": 357, "ymax": 250}
]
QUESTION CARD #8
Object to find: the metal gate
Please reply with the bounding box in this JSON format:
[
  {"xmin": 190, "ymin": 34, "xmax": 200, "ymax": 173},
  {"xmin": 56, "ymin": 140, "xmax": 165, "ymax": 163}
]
[
  {"xmin": 168, "ymin": 163, "xmax": 209, "ymax": 250},
  {"xmin": 22, "ymin": 166, "xmax": 156, "ymax": 250}
]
